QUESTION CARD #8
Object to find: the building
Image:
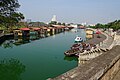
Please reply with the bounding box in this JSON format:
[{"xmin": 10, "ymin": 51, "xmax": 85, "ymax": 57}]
[
  {"xmin": 70, "ymin": 24, "xmax": 78, "ymax": 28},
  {"xmin": 51, "ymin": 15, "xmax": 57, "ymax": 22},
  {"xmin": 86, "ymin": 29, "xmax": 94, "ymax": 35}
]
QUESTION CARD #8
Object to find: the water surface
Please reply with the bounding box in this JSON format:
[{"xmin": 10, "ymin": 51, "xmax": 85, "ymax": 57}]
[{"xmin": 0, "ymin": 29, "xmax": 86, "ymax": 80}]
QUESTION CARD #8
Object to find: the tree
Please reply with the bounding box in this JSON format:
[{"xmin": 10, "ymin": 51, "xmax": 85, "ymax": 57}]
[
  {"xmin": 58, "ymin": 22, "xmax": 61, "ymax": 25},
  {"xmin": 62, "ymin": 23, "xmax": 66, "ymax": 26},
  {"xmin": 49, "ymin": 21, "xmax": 57, "ymax": 25},
  {"xmin": 77, "ymin": 24, "xmax": 82, "ymax": 26},
  {"xmin": 0, "ymin": 0, "xmax": 24, "ymax": 30},
  {"xmin": 107, "ymin": 20, "xmax": 120, "ymax": 30}
]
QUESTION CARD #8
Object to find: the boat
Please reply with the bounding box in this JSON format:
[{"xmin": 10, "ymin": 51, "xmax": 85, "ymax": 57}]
[
  {"xmin": 64, "ymin": 42, "xmax": 97, "ymax": 57},
  {"xmin": 74, "ymin": 35, "xmax": 83, "ymax": 42},
  {"xmin": 71, "ymin": 43, "xmax": 82, "ymax": 49},
  {"xmin": 64, "ymin": 48, "xmax": 81, "ymax": 56}
]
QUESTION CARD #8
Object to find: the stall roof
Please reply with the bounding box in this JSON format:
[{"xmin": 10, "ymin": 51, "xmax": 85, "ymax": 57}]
[
  {"xmin": 52, "ymin": 25, "xmax": 66, "ymax": 28},
  {"xmin": 20, "ymin": 28, "xmax": 30, "ymax": 31},
  {"xmin": 96, "ymin": 30, "xmax": 101, "ymax": 34},
  {"xmin": 33, "ymin": 28, "xmax": 41, "ymax": 30}
]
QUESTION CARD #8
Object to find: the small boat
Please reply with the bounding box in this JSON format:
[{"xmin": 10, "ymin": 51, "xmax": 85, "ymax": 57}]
[
  {"xmin": 71, "ymin": 43, "xmax": 82, "ymax": 49},
  {"xmin": 75, "ymin": 35, "xmax": 83, "ymax": 42},
  {"xmin": 64, "ymin": 48, "xmax": 80, "ymax": 56},
  {"xmin": 64, "ymin": 48, "xmax": 83, "ymax": 57}
]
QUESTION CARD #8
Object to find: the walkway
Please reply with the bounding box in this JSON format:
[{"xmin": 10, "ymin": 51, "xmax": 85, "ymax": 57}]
[
  {"xmin": 85, "ymin": 30, "xmax": 114, "ymax": 49},
  {"xmin": 112, "ymin": 69, "xmax": 120, "ymax": 80},
  {"xmin": 110, "ymin": 34, "xmax": 120, "ymax": 80},
  {"xmin": 79, "ymin": 30, "xmax": 114, "ymax": 61},
  {"xmin": 99, "ymin": 31, "xmax": 114, "ymax": 49},
  {"xmin": 85, "ymin": 33, "xmax": 106, "ymax": 44}
]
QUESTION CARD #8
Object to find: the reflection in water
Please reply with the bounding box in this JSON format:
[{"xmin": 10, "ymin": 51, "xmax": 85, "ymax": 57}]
[
  {"xmin": 14, "ymin": 37, "xmax": 30, "ymax": 46},
  {"xmin": 0, "ymin": 29, "xmax": 86, "ymax": 80},
  {"xmin": 0, "ymin": 33, "xmax": 55, "ymax": 48},
  {"xmin": 0, "ymin": 58, "xmax": 25, "ymax": 80},
  {"xmin": 1, "ymin": 40, "xmax": 14, "ymax": 48},
  {"xmin": 64, "ymin": 56, "xmax": 78, "ymax": 61},
  {"xmin": 86, "ymin": 34, "xmax": 94, "ymax": 40}
]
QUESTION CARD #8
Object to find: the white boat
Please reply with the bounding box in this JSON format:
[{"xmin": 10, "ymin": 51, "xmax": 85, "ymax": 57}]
[{"xmin": 75, "ymin": 35, "xmax": 83, "ymax": 42}]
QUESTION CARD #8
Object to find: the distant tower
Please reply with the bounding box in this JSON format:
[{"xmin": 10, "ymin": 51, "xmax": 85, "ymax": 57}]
[{"xmin": 51, "ymin": 15, "xmax": 57, "ymax": 22}]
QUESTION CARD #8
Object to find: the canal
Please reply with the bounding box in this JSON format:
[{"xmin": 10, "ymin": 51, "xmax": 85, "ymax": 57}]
[{"xmin": 0, "ymin": 29, "xmax": 86, "ymax": 80}]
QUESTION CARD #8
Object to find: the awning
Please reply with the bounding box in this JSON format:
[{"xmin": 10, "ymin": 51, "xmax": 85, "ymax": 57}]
[
  {"xmin": 33, "ymin": 28, "xmax": 41, "ymax": 30},
  {"xmin": 20, "ymin": 28, "xmax": 30, "ymax": 31},
  {"xmin": 96, "ymin": 30, "xmax": 101, "ymax": 34}
]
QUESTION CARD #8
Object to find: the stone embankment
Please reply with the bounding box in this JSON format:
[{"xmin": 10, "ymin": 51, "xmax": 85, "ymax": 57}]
[
  {"xmin": 79, "ymin": 29, "xmax": 114, "ymax": 61},
  {"xmin": 49, "ymin": 34, "xmax": 120, "ymax": 80},
  {"xmin": 48, "ymin": 29, "xmax": 120, "ymax": 80},
  {"xmin": 49, "ymin": 45, "xmax": 120, "ymax": 80}
]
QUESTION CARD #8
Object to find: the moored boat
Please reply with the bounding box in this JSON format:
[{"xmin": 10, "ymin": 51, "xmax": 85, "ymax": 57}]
[
  {"xmin": 64, "ymin": 42, "xmax": 97, "ymax": 57},
  {"xmin": 74, "ymin": 35, "xmax": 83, "ymax": 42},
  {"xmin": 71, "ymin": 43, "xmax": 82, "ymax": 49},
  {"xmin": 64, "ymin": 48, "xmax": 83, "ymax": 56}
]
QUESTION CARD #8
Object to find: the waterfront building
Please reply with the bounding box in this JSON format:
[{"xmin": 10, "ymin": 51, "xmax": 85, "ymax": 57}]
[
  {"xmin": 20, "ymin": 28, "xmax": 30, "ymax": 37},
  {"xmin": 77, "ymin": 26, "xmax": 85, "ymax": 29},
  {"xmin": 13, "ymin": 30, "xmax": 22, "ymax": 36},
  {"xmin": 86, "ymin": 29, "xmax": 94, "ymax": 35},
  {"xmin": 70, "ymin": 24, "xmax": 78, "ymax": 28}
]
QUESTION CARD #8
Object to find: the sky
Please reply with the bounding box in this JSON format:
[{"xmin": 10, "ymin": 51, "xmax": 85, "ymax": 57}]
[{"xmin": 19, "ymin": 0, "xmax": 120, "ymax": 24}]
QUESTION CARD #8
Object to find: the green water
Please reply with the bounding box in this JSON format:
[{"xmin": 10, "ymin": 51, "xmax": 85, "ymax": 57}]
[{"xmin": 0, "ymin": 29, "xmax": 86, "ymax": 80}]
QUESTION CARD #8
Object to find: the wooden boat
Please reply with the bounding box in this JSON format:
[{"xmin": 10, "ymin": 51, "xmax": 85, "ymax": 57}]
[
  {"xmin": 64, "ymin": 42, "xmax": 97, "ymax": 57},
  {"xmin": 71, "ymin": 43, "xmax": 82, "ymax": 49},
  {"xmin": 64, "ymin": 48, "xmax": 83, "ymax": 56}
]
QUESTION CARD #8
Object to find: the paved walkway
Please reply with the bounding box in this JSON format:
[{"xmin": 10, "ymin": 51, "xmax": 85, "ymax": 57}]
[
  {"xmin": 79, "ymin": 30, "xmax": 114, "ymax": 61},
  {"xmin": 99, "ymin": 31, "xmax": 114, "ymax": 49},
  {"xmin": 110, "ymin": 34, "xmax": 120, "ymax": 80},
  {"xmin": 85, "ymin": 33, "xmax": 106, "ymax": 45},
  {"xmin": 85, "ymin": 30, "xmax": 114, "ymax": 49},
  {"xmin": 112, "ymin": 69, "xmax": 120, "ymax": 80}
]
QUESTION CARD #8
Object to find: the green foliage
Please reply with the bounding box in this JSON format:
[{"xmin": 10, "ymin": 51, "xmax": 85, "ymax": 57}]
[
  {"xmin": 57, "ymin": 22, "xmax": 61, "ymax": 25},
  {"xmin": 29, "ymin": 22, "xmax": 47, "ymax": 27},
  {"xmin": 62, "ymin": 23, "xmax": 66, "ymax": 26},
  {"xmin": 107, "ymin": 20, "xmax": 120, "ymax": 30},
  {"xmin": 89, "ymin": 20, "xmax": 120, "ymax": 30},
  {"xmin": 77, "ymin": 24, "xmax": 82, "ymax": 26},
  {"xmin": 0, "ymin": 0, "xmax": 24, "ymax": 30},
  {"xmin": 49, "ymin": 21, "xmax": 57, "ymax": 25},
  {"xmin": 0, "ymin": 58, "xmax": 25, "ymax": 80}
]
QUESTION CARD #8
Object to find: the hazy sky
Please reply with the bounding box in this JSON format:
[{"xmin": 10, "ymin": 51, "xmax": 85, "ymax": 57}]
[{"xmin": 19, "ymin": 0, "xmax": 120, "ymax": 24}]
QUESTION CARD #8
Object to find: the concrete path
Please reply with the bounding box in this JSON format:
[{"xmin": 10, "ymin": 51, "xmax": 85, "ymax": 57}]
[
  {"xmin": 99, "ymin": 32, "xmax": 114, "ymax": 49},
  {"xmin": 109, "ymin": 34, "xmax": 120, "ymax": 80},
  {"xmin": 112, "ymin": 69, "xmax": 120, "ymax": 80},
  {"xmin": 85, "ymin": 33, "xmax": 106, "ymax": 45}
]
